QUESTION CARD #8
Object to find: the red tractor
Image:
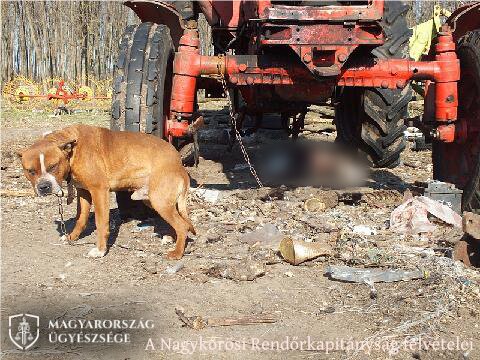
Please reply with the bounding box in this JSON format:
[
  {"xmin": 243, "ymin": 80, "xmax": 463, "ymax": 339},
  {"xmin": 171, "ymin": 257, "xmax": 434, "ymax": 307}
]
[{"xmin": 111, "ymin": 1, "xmax": 480, "ymax": 211}]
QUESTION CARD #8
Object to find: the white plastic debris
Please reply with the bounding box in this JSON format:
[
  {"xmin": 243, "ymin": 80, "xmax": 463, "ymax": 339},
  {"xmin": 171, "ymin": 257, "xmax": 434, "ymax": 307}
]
[
  {"xmin": 165, "ymin": 262, "xmax": 184, "ymax": 274},
  {"xmin": 352, "ymin": 225, "xmax": 377, "ymax": 236},
  {"xmin": 132, "ymin": 223, "xmax": 151, "ymax": 232},
  {"xmin": 192, "ymin": 188, "xmax": 221, "ymax": 203},
  {"xmin": 160, "ymin": 235, "xmax": 174, "ymax": 245},
  {"xmin": 390, "ymin": 195, "xmax": 462, "ymax": 234},
  {"xmin": 393, "ymin": 244, "xmax": 435, "ymax": 257},
  {"xmin": 239, "ymin": 223, "xmax": 283, "ymax": 250},
  {"xmin": 403, "ymin": 127, "xmax": 424, "ymax": 140},
  {"xmin": 325, "ymin": 265, "xmax": 425, "ymax": 283}
]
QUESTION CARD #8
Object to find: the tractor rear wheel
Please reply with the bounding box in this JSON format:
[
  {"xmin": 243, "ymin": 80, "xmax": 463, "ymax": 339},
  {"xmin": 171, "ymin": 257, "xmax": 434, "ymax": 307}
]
[
  {"xmin": 111, "ymin": 22, "xmax": 174, "ymax": 219},
  {"xmin": 432, "ymin": 30, "xmax": 480, "ymax": 212},
  {"xmin": 335, "ymin": 1, "xmax": 412, "ymax": 168}
]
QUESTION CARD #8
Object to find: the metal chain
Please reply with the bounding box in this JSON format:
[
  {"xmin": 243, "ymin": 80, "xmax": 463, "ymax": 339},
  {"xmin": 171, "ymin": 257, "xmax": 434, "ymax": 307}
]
[
  {"xmin": 56, "ymin": 193, "xmax": 68, "ymax": 238},
  {"xmin": 221, "ymin": 77, "xmax": 264, "ymax": 188}
]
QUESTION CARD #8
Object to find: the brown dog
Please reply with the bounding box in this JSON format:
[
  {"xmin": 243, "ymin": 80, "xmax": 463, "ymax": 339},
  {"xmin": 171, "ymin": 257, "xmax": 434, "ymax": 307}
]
[{"xmin": 18, "ymin": 124, "xmax": 195, "ymax": 259}]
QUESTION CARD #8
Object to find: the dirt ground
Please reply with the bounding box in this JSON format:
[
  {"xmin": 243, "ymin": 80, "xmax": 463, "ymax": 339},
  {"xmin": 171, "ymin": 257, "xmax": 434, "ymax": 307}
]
[{"xmin": 1, "ymin": 100, "xmax": 479, "ymax": 359}]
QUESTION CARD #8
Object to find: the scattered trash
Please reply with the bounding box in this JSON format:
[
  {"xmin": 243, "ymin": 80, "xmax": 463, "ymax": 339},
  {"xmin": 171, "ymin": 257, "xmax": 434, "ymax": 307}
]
[
  {"xmin": 390, "ymin": 195, "xmax": 462, "ymax": 234},
  {"xmin": 317, "ymin": 306, "xmax": 336, "ymax": 314},
  {"xmin": 352, "ymin": 225, "xmax": 377, "ymax": 236},
  {"xmin": 304, "ymin": 198, "xmax": 326, "ymax": 212},
  {"xmin": 324, "ymin": 265, "xmax": 427, "ymax": 283},
  {"xmin": 284, "ymin": 271, "xmax": 294, "ymax": 277},
  {"xmin": 160, "ymin": 235, "xmax": 174, "ymax": 245},
  {"xmin": 248, "ymin": 247, "xmax": 281, "ymax": 265},
  {"xmin": 279, "ymin": 237, "xmax": 333, "ymax": 265},
  {"xmin": 413, "ymin": 180, "xmax": 463, "ymax": 214},
  {"xmin": 463, "ymin": 212, "xmax": 480, "ymax": 240},
  {"xmin": 304, "ymin": 191, "xmax": 338, "ymax": 212},
  {"xmin": 295, "ymin": 214, "xmax": 340, "ymax": 232},
  {"xmin": 337, "ymin": 189, "xmax": 403, "ymax": 208},
  {"xmin": 132, "ymin": 223, "xmax": 151, "ymax": 233},
  {"xmin": 239, "ymin": 223, "xmax": 283, "ymax": 250},
  {"xmin": 165, "ymin": 262, "xmax": 184, "ymax": 274},
  {"xmin": 205, "ymin": 260, "xmax": 266, "ymax": 281},
  {"xmin": 404, "ymin": 127, "xmax": 424, "ymax": 141},
  {"xmin": 412, "ymin": 137, "xmax": 431, "ymax": 152},
  {"xmin": 192, "ymin": 188, "xmax": 221, "ymax": 203},
  {"xmin": 56, "ymin": 273, "xmax": 66, "ymax": 281},
  {"xmin": 404, "ymin": 127, "xmax": 430, "ymax": 151},
  {"xmin": 175, "ymin": 307, "xmax": 277, "ymax": 330},
  {"xmin": 64, "ymin": 261, "xmax": 73, "ymax": 268},
  {"xmin": 78, "ymin": 292, "xmax": 104, "ymax": 297},
  {"xmin": 362, "ymin": 190, "xmax": 403, "ymax": 208},
  {"xmin": 393, "ymin": 244, "xmax": 435, "ymax": 258}
]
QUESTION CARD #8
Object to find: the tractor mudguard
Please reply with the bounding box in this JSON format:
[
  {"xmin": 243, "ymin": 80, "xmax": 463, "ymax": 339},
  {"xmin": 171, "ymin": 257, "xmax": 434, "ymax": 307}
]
[
  {"xmin": 197, "ymin": 0, "xmax": 245, "ymax": 29},
  {"xmin": 446, "ymin": 2, "xmax": 480, "ymax": 42},
  {"xmin": 124, "ymin": 0, "xmax": 188, "ymax": 47}
]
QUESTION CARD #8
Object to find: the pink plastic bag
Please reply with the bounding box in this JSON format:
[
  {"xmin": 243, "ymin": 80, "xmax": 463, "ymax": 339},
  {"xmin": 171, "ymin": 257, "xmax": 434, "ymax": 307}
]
[{"xmin": 390, "ymin": 196, "xmax": 462, "ymax": 234}]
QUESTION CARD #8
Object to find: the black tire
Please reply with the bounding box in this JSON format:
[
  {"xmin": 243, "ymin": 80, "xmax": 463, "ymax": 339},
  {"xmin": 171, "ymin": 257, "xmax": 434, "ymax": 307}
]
[
  {"xmin": 111, "ymin": 22, "xmax": 174, "ymax": 220},
  {"xmin": 432, "ymin": 30, "xmax": 480, "ymax": 212},
  {"xmin": 111, "ymin": 22, "xmax": 174, "ymax": 136},
  {"xmin": 335, "ymin": 1, "xmax": 412, "ymax": 168}
]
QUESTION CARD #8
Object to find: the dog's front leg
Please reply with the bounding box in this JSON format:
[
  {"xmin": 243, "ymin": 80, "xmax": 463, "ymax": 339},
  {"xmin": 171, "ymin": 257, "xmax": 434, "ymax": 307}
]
[
  {"xmin": 87, "ymin": 188, "xmax": 110, "ymax": 258},
  {"xmin": 64, "ymin": 188, "xmax": 92, "ymax": 242}
]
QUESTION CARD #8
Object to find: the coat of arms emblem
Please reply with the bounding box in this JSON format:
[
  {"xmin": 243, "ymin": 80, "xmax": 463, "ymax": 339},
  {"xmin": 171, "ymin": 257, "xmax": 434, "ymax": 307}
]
[{"xmin": 8, "ymin": 314, "xmax": 40, "ymax": 350}]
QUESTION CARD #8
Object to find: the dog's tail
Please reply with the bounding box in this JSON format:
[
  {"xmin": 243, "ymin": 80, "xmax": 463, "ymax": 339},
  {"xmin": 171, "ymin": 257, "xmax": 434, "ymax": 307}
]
[{"xmin": 177, "ymin": 174, "xmax": 196, "ymax": 235}]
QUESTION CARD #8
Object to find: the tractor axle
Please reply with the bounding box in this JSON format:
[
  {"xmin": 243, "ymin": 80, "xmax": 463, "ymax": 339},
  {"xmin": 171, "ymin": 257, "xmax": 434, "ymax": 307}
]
[{"xmin": 168, "ymin": 25, "xmax": 460, "ymax": 143}]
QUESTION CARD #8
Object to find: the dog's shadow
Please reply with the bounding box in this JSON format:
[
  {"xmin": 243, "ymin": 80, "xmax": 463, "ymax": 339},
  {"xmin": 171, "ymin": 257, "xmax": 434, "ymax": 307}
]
[
  {"xmin": 54, "ymin": 208, "xmax": 193, "ymax": 248},
  {"xmin": 135, "ymin": 217, "xmax": 195, "ymax": 248},
  {"xmin": 54, "ymin": 209, "xmax": 121, "ymax": 245}
]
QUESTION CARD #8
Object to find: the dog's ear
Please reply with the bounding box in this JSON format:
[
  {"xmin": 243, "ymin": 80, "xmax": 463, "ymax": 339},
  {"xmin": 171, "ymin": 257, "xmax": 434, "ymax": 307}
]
[{"xmin": 58, "ymin": 139, "xmax": 77, "ymax": 155}]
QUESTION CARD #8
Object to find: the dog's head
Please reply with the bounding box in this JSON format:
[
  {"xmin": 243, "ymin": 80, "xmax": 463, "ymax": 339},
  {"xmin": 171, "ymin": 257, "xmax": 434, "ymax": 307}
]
[{"xmin": 18, "ymin": 137, "xmax": 76, "ymax": 197}]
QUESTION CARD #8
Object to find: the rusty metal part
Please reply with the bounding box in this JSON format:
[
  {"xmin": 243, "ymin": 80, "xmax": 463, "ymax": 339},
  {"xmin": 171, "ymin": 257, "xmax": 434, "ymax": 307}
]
[
  {"xmin": 259, "ymin": 20, "xmax": 383, "ymax": 77},
  {"xmin": 453, "ymin": 208, "xmax": 480, "ymax": 267},
  {"xmin": 453, "ymin": 239, "xmax": 473, "ymax": 266},
  {"xmin": 12, "ymin": 80, "xmax": 111, "ymax": 105},
  {"xmin": 463, "ymin": 212, "xmax": 480, "ymax": 240},
  {"xmin": 446, "ymin": 2, "xmax": 480, "ymax": 42},
  {"xmin": 431, "ymin": 121, "xmax": 467, "ymax": 143},
  {"xmin": 453, "ymin": 235, "xmax": 480, "ymax": 268},
  {"xmin": 432, "ymin": 28, "xmax": 480, "ymax": 201},
  {"xmin": 167, "ymin": 4, "xmax": 460, "ymax": 144},
  {"xmin": 170, "ymin": 28, "xmax": 200, "ymax": 117},
  {"xmin": 174, "ymin": 49, "xmax": 457, "ymax": 89},
  {"xmin": 170, "ymin": 27, "xmax": 459, "ymax": 129},
  {"xmin": 124, "ymin": 1, "xmax": 183, "ymax": 46},
  {"xmin": 260, "ymin": 1, "xmax": 384, "ymax": 21}
]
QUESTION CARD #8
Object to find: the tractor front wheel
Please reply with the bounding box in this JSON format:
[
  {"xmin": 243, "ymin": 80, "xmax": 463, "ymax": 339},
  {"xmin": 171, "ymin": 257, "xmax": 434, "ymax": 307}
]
[
  {"xmin": 111, "ymin": 22, "xmax": 173, "ymax": 136},
  {"xmin": 432, "ymin": 30, "xmax": 480, "ymax": 212},
  {"xmin": 111, "ymin": 22, "xmax": 174, "ymax": 219}
]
